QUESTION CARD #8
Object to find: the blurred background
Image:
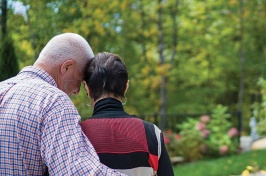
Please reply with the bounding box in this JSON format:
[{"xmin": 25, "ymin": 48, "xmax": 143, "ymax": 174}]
[
  {"xmin": 1, "ymin": 0, "xmax": 266, "ymax": 174},
  {"xmin": 1, "ymin": 0, "xmax": 266, "ymax": 167}
]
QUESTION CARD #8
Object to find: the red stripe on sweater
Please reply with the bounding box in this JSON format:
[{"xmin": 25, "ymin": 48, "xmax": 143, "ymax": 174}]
[
  {"xmin": 81, "ymin": 118, "xmax": 149, "ymax": 153},
  {"xmin": 149, "ymin": 153, "xmax": 159, "ymax": 171}
]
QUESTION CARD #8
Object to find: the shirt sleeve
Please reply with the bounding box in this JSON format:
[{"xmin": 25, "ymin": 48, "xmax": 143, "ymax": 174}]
[
  {"xmin": 157, "ymin": 133, "xmax": 174, "ymax": 176},
  {"xmin": 40, "ymin": 94, "xmax": 126, "ymax": 175}
]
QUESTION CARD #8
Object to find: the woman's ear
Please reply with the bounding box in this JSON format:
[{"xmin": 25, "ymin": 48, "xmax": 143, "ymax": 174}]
[
  {"xmin": 83, "ymin": 81, "xmax": 92, "ymax": 98},
  {"xmin": 124, "ymin": 80, "xmax": 129, "ymax": 94}
]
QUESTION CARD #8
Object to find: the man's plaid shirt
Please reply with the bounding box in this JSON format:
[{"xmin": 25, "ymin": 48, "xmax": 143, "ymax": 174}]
[{"xmin": 0, "ymin": 66, "xmax": 125, "ymax": 176}]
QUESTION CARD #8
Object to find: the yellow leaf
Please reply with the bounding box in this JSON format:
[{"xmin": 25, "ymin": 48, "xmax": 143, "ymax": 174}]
[
  {"xmin": 121, "ymin": 1, "xmax": 128, "ymax": 10},
  {"xmin": 69, "ymin": 7, "xmax": 76, "ymax": 15},
  {"xmin": 141, "ymin": 67, "xmax": 148, "ymax": 75},
  {"xmin": 246, "ymin": 166, "xmax": 253, "ymax": 171},
  {"xmin": 156, "ymin": 64, "xmax": 171, "ymax": 76},
  {"xmin": 151, "ymin": 76, "xmax": 161, "ymax": 89},
  {"xmin": 241, "ymin": 170, "xmax": 250, "ymax": 176},
  {"xmin": 229, "ymin": 0, "xmax": 237, "ymax": 5}
]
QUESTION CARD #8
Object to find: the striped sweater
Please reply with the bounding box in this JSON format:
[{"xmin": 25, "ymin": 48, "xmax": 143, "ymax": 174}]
[{"xmin": 80, "ymin": 98, "xmax": 174, "ymax": 176}]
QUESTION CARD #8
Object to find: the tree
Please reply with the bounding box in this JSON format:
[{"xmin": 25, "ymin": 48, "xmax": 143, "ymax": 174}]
[
  {"xmin": 1, "ymin": 0, "xmax": 7, "ymax": 36},
  {"xmin": 0, "ymin": 0, "xmax": 19, "ymax": 81},
  {"xmin": 237, "ymin": 0, "xmax": 245, "ymax": 133},
  {"xmin": 0, "ymin": 35, "xmax": 19, "ymax": 81},
  {"xmin": 4, "ymin": 0, "xmax": 266, "ymax": 132}
]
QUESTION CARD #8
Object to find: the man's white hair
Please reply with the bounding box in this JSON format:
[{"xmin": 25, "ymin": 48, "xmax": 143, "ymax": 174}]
[{"xmin": 36, "ymin": 33, "xmax": 94, "ymax": 68}]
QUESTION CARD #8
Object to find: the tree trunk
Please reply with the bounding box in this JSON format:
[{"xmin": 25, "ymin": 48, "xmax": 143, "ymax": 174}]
[
  {"xmin": 140, "ymin": 0, "xmax": 148, "ymax": 63},
  {"xmin": 0, "ymin": 0, "xmax": 19, "ymax": 81},
  {"xmin": 170, "ymin": 0, "xmax": 178, "ymax": 64},
  {"xmin": 158, "ymin": 0, "xmax": 179, "ymax": 130},
  {"xmin": 158, "ymin": 0, "xmax": 166, "ymax": 130},
  {"xmin": 238, "ymin": 0, "xmax": 245, "ymax": 133}
]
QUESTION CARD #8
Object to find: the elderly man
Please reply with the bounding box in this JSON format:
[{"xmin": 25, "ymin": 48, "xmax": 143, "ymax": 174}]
[{"xmin": 0, "ymin": 33, "xmax": 126, "ymax": 175}]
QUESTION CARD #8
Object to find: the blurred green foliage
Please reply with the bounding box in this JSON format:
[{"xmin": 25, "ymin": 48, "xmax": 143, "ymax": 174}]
[
  {"xmin": 251, "ymin": 78, "xmax": 266, "ymax": 136},
  {"xmin": 1, "ymin": 0, "xmax": 266, "ymax": 133},
  {"xmin": 164, "ymin": 105, "xmax": 239, "ymax": 161},
  {"xmin": 0, "ymin": 35, "xmax": 19, "ymax": 81}
]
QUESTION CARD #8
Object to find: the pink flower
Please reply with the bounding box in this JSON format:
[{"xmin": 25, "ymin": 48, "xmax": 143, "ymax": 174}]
[
  {"xmin": 201, "ymin": 129, "xmax": 210, "ymax": 138},
  {"xmin": 164, "ymin": 137, "xmax": 170, "ymax": 144},
  {"xmin": 228, "ymin": 127, "xmax": 238, "ymax": 138},
  {"xmin": 219, "ymin": 145, "xmax": 228, "ymax": 155},
  {"xmin": 175, "ymin": 134, "xmax": 181, "ymax": 140},
  {"xmin": 196, "ymin": 122, "xmax": 206, "ymax": 131},
  {"xmin": 200, "ymin": 115, "xmax": 211, "ymax": 123},
  {"xmin": 166, "ymin": 129, "xmax": 172, "ymax": 134}
]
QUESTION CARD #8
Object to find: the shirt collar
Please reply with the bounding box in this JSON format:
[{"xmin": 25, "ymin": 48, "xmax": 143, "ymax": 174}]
[
  {"xmin": 18, "ymin": 66, "xmax": 58, "ymax": 88},
  {"xmin": 92, "ymin": 98, "xmax": 129, "ymax": 117}
]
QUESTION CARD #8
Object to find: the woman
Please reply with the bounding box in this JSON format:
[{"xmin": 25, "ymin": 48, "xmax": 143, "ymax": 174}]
[{"xmin": 80, "ymin": 52, "xmax": 174, "ymax": 176}]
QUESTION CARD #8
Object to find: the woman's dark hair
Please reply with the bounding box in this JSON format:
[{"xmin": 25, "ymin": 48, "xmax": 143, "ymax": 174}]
[{"xmin": 84, "ymin": 52, "xmax": 128, "ymax": 100}]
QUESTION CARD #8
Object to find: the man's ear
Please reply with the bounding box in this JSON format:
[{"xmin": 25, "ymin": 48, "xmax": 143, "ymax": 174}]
[{"xmin": 60, "ymin": 60, "xmax": 74, "ymax": 75}]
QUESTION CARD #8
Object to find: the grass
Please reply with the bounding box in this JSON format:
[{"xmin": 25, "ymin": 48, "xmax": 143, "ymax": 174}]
[{"xmin": 173, "ymin": 149, "xmax": 266, "ymax": 176}]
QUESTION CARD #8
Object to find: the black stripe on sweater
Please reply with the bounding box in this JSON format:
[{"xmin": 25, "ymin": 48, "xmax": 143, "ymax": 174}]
[{"xmin": 98, "ymin": 152, "xmax": 150, "ymax": 169}]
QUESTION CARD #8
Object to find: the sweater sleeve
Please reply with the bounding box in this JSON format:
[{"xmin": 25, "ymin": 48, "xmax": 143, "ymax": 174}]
[{"xmin": 157, "ymin": 133, "xmax": 174, "ymax": 176}]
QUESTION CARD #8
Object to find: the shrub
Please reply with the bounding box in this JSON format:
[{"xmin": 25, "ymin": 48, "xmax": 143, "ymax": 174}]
[
  {"xmin": 163, "ymin": 129, "xmax": 181, "ymax": 158},
  {"xmin": 177, "ymin": 118, "xmax": 203, "ymax": 162},
  {"xmin": 251, "ymin": 77, "xmax": 266, "ymax": 136},
  {"xmin": 203, "ymin": 105, "xmax": 239, "ymax": 157},
  {"xmin": 165, "ymin": 105, "xmax": 239, "ymax": 162}
]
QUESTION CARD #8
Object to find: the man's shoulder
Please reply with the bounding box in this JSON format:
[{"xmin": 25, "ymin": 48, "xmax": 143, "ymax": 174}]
[
  {"xmin": 5, "ymin": 75, "xmax": 69, "ymax": 103},
  {"xmin": 14, "ymin": 78, "xmax": 60, "ymax": 95},
  {"xmin": 28, "ymin": 78, "xmax": 61, "ymax": 93}
]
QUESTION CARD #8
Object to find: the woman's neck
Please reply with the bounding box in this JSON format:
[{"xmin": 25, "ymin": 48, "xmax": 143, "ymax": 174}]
[{"xmin": 92, "ymin": 94, "xmax": 122, "ymax": 108}]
